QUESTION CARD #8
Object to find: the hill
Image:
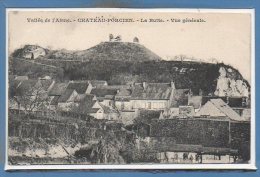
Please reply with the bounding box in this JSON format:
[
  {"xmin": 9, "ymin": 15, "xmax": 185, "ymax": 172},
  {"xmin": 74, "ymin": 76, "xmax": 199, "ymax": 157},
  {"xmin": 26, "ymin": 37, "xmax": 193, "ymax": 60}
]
[
  {"xmin": 10, "ymin": 43, "xmax": 250, "ymax": 97},
  {"xmin": 13, "ymin": 42, "xmax": 162, "ymax": 62}
]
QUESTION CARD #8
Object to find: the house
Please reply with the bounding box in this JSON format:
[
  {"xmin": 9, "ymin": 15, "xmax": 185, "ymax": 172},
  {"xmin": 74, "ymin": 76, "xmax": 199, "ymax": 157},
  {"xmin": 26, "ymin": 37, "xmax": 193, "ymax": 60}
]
[
  {"xmin": 145, "ymin": 116, "xmax": 250, "ymax": 163},
  {"xmin": 195, "ymin": 99, "xmax": 246, "ymax": 121},
  {"xmin": 90, "ymin": 87, "xmax": 118, "ymax": 107},
  {"xmin": 115, "ymin": 88, "xmax": 132, "ymax": 110},
  {"xmin": 90, "ymin": 101, "xmax": 118, "ymax": 120},
  {"xmin": 57, "ymin": 89, "xmax": 79, "ymax": 111},
  {"xmin": 77, "ymin": 94, "xmax": 97, "ymax": 114},
  {"xmin": 76, "ymin": 94, "xmax": 118, "ymax": 120},
  {"xmin": 66, "ymin": 81, "xmax": 92, "ymax": 94},
  {"xmin": 48, "ymin": 82, "xmax": 68, "ymax": 110},
  {"xmin": 38, "ymin": 79, "xmax": 55, "ymax": 92},
  {"xmin": 129, "ymin": 82, "xmax": 175, "ymax": 110},
  {"xmin": 9, "ymin": 79, "xmax": 50, "ymax": 112}
]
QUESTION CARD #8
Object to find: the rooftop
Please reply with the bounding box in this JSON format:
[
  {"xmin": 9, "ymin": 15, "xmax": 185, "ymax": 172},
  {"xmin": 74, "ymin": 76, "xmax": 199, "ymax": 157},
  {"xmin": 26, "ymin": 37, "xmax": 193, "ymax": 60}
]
[
  {"xmin": 67, "ymin": 82, "xmax": 89, "ymax": 94},
  {"xmin": 48, "ymin": 83, "xmax": 68, "ymax": 96},
  {"xmin": 58, "ymin": 89, "xmax": 76, "ymax": 103},
  {"xmin": 131, "ymin": 83, "xmax": 173, "ymax": 100}
]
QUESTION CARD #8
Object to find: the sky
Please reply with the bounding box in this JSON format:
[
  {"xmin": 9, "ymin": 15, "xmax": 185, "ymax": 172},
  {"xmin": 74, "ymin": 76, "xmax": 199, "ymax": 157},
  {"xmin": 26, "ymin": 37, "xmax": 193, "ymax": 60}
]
[{"xmin": 8, "ymin": 10, "xmax": 252, "ymax": 82}]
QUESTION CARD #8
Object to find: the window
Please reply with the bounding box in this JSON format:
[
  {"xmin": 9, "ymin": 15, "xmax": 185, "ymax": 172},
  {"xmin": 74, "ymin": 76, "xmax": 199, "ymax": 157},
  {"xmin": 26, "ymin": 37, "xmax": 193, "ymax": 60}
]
[{"xmin": 147, "ymin": 102, "xmax": 151, "ymax": 109}]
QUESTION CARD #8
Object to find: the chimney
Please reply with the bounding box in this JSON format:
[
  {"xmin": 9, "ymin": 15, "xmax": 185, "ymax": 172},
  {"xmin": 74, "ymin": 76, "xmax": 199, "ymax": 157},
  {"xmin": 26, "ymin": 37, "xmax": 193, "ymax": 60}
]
[
  {"xmin": 171, "ymin": 81, "xmax": 175, "ymax": 89},
  {"xmin": 143, "ymin": 82, "xmax": 147, "ymax": 89}
]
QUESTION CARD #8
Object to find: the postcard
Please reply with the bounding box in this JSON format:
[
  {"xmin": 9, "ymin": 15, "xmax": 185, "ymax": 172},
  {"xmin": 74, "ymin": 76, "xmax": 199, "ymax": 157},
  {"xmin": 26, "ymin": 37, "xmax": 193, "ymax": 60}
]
[{"xmin": 5, "ymin": 8, "xmax": 255, "ymax": 170}]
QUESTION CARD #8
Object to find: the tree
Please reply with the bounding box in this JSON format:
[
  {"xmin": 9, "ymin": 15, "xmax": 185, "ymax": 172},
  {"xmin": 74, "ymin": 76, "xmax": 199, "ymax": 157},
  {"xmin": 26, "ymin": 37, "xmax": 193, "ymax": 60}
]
[
  {"xmin": 12, "ymin": 81, "xmax": 51, "ymax": 116},
  {"xmin": 109, "ymin": 34, "xmax": 114, "ymax": 41},
  {"xmin": 133, "ymin": 37, "xmax": 139, "ymax": 43},
  {"xmin": 114, "ymin": 35, "xmax": 122, "ymax": 42}
]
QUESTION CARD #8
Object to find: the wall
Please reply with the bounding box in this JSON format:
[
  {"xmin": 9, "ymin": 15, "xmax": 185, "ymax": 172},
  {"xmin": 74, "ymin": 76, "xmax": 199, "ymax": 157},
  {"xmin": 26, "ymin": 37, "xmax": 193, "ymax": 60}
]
[
  {"xmin": 115, "ymin": 101, "xmax": 132, "ymax": 110},
  {"xmin": 131, "ymin": 100, "xmax": 169, "ymax": 110},
  {"xmin": 120, "ymin": 110, "xmax": 138, "ymax": 125},
  {"xmin": 150, "ymin": 118, "xmax": 230, "ymax": 148},
  {"xmin": 147, "ymin": 118, "xmax": 250, "ymax": 159}
]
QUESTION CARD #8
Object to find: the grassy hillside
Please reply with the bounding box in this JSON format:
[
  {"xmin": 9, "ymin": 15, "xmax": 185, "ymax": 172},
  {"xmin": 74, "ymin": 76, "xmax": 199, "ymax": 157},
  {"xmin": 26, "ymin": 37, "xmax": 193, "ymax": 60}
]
[
  {"xmin": 9, "ymin": 58, "xmax": 64, "ymax": 81},
  {"xmin": 47, "ymin": 42, "xmax": 162, "ymax": 61},
  {"xmin": 10, "ymin": 57, "xmax": 248, "ymax": 95}
]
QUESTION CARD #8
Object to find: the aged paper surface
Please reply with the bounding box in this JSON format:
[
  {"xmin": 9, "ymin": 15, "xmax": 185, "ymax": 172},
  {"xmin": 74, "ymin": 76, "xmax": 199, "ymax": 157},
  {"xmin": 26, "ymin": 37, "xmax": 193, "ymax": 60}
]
[{"xmin": 6, "ymin": 9, "xmax": 255, "ymax": 170}]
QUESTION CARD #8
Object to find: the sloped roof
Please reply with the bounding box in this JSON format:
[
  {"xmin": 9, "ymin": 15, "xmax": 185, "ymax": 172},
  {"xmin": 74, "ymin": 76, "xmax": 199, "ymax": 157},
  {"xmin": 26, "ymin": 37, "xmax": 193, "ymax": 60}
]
[
  {"xmin": 90, "ymin": 88, "xmax": 118, "ymax": 98},
  {"xmin": 9, "ymin": 79, "xmax": 22, "ymax": 97},
  {"xmin": 67, "ymin": 82, "xmax": 89, "ymax": 94},
  {"xmin": 90, "ymin": 80, "xmax": 107, "ymax": 87},
  {"xmin": 97, "ymin": 85, "xmax": 131, "ymax": 89},
  {"xmin": 39, "ymin": 79, "xmax": 53, "ymax": 91},
  {"xmin": 116, "ymin": 88, "xmax": 132, "ymax": 97},
  {"xmin": 131, "ymin": 83, "xmax": 173, "ymax": 100},
  {"xmin": 210, "ymin": 99, "xmax": 244, "ymax": 121},
  {"xmin": 98, "ymin": 102, "xmax": 117, "ymax": 114},
  {"xmin": 74, "ymin": 94, "xmax": 86, "ymax": 102},
  {"xmin": 15, "ymin": 80, "xmax": 38, "ymax": 96},
  {"xmin": 77, "ymin": 94, "xmax": 97, "ymax": 114},
  {"xmin": 48, "ymin": 83, "xmax": 68, "ymax": 96},
  {"xmin": 50, "ymin": 96, "xmax": 60, "ymax": 105},
  {"xmin": 58, "ymin": 89, "xmax": 76, "ymax": 103}
]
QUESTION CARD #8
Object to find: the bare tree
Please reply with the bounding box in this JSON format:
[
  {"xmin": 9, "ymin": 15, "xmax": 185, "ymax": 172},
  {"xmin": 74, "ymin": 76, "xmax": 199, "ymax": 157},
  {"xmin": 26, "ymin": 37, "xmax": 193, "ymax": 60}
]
[{"xmin": 13, "ymin": 82, "xmax": 51, "ymax": 116}]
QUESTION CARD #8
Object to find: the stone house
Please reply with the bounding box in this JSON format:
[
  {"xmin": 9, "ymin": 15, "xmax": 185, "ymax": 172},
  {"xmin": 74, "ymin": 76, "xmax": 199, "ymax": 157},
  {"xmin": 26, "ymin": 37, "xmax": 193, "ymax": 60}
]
[
  {"xmin": 195, "ymin": 99, "xmax": 246, "ymax": 121},
  {"xmin": 90, "ymin": 87, "xmax": 118, "ymax": 107},
  {"xmin": 115, "ymin": 82, "xmax": 176, "ymax": 111}
]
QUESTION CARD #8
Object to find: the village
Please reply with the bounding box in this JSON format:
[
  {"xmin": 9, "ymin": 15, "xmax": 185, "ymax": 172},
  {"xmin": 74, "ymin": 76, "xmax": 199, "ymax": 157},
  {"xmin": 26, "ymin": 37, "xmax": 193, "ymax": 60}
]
[{"xmin": 8, "ymin": 74, "xmax": 251, "ymax": 164}]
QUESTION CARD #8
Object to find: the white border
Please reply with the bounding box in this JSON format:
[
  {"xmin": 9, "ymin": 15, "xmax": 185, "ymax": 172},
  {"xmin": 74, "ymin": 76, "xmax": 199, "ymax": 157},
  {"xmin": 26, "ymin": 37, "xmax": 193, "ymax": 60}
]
[{"xmin": 5, "ymin": 8, "xmax": 256, "ymax": 170}]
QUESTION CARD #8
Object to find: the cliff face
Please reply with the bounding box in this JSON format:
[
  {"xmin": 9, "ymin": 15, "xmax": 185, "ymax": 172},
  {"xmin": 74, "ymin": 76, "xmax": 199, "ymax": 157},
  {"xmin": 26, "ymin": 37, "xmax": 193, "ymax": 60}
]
[{"xmin": 214, "ymin": 67, "xmax": 249, "ymax": 97}]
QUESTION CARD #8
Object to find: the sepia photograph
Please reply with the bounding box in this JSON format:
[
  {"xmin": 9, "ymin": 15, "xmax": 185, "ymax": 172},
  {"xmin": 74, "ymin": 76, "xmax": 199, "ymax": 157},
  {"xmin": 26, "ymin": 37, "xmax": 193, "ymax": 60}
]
[{"xmin": 5, "ymin": 8, "xmax": 255, "ymax": 170}]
